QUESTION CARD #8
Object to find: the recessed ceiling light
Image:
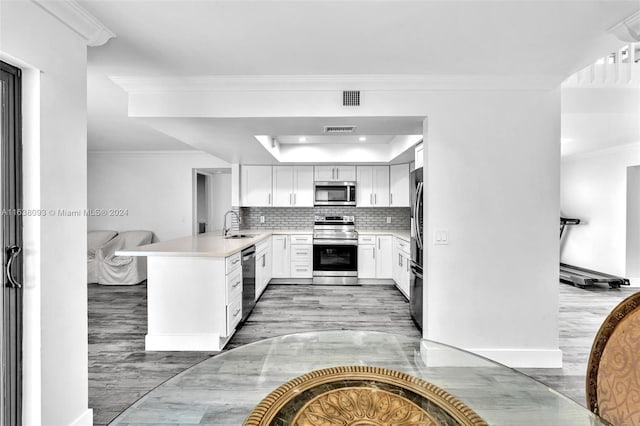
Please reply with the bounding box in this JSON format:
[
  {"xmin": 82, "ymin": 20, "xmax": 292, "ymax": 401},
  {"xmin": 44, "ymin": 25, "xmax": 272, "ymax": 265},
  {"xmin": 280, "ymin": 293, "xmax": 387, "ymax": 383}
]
[
  {"xmin": 299, "ymin": 136, "xmax": 307, "ymax": 143},
  {"xmin": 359, "ymin": 136, "xmax": 367, "ymax": 142}
]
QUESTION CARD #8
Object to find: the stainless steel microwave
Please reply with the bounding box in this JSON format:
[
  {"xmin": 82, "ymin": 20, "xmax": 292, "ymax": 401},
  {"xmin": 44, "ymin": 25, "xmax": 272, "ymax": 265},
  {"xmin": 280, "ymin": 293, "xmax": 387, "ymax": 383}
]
[{"xmin": 314, "ymin": 182, "xmax": 357, "ymax": 206}]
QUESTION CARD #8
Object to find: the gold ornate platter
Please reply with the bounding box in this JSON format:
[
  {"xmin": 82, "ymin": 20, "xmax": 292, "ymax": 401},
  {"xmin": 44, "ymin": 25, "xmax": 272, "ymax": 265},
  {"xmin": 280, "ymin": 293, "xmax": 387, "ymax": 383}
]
[{"xmin": 244, "ymin": 366, "xmax": 488, "ymax": 426}]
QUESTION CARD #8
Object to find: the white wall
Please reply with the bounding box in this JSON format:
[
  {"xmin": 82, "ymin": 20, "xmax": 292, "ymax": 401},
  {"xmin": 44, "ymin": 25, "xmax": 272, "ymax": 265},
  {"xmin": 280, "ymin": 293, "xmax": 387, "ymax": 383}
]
[
  {"xmin": 1, "ymin": 2, "xmax": 91, "ymax": 425},
  {"xmin": 209, "ymin": 173, "xmax": 232, "ymax": 232},
  {"xmin": 561, "ymin": 144, "xmax": 640, "ymax": 281},
  {"xmin": 423, "ymin": 90, "xmax": 561, "ymax": 367},
  {"xmin": 88, "ymin": 151, "xmax": 229, "ymax": 241}
]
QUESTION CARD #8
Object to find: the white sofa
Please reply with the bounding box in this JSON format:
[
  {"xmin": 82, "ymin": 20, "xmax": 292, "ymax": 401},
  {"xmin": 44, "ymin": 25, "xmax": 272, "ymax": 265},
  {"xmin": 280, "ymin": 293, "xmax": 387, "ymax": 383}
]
[
  {"xmin": 87, "ymin": 230, "xmax": 118, "ymax": 283},
  {"xmin": 95, "ymin": 230, "xmax": 153, "ymax": 285}
]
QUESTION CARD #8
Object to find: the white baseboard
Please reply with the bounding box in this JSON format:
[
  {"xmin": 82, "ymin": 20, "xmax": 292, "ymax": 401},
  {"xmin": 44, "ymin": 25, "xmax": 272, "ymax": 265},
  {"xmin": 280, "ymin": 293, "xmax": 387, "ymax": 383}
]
[
  {"xmin": 145, "ymin": 333, "xmax": 222, "ymax": 351},
  {"xmin": 70, "ymin": 409, "xmax": 93, "ymax": 426},
  {"xmin": 419, "ymin": 341, "xmax": 562, "ymax": 368}
]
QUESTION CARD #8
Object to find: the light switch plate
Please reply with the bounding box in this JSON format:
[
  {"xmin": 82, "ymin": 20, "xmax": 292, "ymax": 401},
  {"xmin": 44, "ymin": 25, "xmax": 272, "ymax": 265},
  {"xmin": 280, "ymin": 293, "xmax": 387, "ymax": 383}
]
[
  {"xmin": 434, "ymin": 229, "xmax": 449, "ymax": 245},
  {"xmin": 260, "ymin": 215, "xmax": 265, "ymax": 223},
  {"xmin": 386, "ymin": 217, "xmax": 392, "ymax": 224}
]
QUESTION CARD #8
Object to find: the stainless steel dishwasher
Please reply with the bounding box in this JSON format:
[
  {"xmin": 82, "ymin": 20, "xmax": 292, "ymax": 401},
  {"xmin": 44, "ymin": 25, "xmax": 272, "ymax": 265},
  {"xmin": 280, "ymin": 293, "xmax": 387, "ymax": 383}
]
[{"xmin": 241, "ymin": 245, "xmax": 256, "ymax": 322}]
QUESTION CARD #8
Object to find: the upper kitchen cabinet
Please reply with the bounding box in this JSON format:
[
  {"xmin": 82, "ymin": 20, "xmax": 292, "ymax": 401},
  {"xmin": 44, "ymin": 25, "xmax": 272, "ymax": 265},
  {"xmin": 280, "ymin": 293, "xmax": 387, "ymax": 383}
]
[
  {"xmin": 314, "ymin": 165, "xmax": 356, "ymax": 182},
  {"xmin": 273, "ymin": 166, "xmax": 314, "ymax": 207},
  {"xmin": 389, "ymin": 164, "xmax": 410, "ymax": 207},
  {"xmin": 357, "ymin": 166, "xmax": 389, "ymax": 207},
  {"xmin": 241, "ymin": 165, "xmax": 273, "ymax": 207}
]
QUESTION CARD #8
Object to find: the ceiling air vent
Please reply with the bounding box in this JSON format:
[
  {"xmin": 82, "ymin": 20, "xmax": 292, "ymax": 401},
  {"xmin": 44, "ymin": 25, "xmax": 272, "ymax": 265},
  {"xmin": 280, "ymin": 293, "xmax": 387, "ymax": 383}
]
[
  {"xmin": 324, "ymin": 125, "xmax": 357, "ymax": 134},
  {"xmin": 342, "ymin": 90, "xmax": 360, "ymax": 106}
]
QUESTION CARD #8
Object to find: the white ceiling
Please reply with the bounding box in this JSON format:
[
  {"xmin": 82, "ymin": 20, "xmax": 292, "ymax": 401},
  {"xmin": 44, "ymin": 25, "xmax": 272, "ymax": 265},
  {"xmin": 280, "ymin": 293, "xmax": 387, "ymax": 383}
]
[{"xmin": 82, "ymin": 1, "xmax": 640, "ymax": 157}]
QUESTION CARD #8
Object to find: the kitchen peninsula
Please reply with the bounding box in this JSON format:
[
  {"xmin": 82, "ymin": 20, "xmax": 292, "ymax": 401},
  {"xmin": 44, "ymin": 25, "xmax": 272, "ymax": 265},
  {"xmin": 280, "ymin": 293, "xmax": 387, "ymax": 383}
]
[{"xmin": 118, "ymin": 230, "xmax": 306, "ymax": 351}]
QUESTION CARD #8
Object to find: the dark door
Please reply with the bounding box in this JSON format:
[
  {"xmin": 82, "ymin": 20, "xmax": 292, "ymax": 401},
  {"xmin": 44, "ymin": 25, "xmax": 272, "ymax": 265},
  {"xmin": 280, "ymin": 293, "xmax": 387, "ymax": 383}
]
[{"xmin": 1, "ymin": 60, "xmax": 23, "ymax": 426}]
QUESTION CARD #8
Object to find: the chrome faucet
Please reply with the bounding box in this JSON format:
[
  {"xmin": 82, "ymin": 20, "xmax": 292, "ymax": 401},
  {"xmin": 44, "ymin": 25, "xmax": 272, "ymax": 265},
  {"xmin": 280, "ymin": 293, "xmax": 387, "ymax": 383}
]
[{"xmin": 223, "ymin": 210, "xmax": 241, "ymax": 237}]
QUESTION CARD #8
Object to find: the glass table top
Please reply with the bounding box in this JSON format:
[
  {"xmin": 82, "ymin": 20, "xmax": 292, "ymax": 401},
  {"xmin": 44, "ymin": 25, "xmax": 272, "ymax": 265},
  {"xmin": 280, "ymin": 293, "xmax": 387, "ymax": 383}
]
[{"xmin": 112, "ymin": 330, "xmax": 604, "ymax": 425}]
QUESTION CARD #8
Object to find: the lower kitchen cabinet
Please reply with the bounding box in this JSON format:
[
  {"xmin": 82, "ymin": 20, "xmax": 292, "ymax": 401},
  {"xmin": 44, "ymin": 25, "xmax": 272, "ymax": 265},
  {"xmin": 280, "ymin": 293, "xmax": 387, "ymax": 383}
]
[
  {"xmin": 357, "ymin": 235, "xmax": 392, "ymax": 279},
  {"xmin": 290, "ymin": 234, "xmax": 313, "ymax": 278},
  {"xmin": 255, "ymin": 237, "xmax": 272, "ymax": 300},
  {"xmin": 392, "ymin": 237, "xmax": 410, "ymax": 298},
  {"xmin": 271, "ymin": 235, "xmax": 290, "ymax": 278},
  {"xmin": 358, "ymin": 244, "xmax": 376, "ymax": 279},
  {"xmin": 145, "ymin": 253, "xmax": 244, "ymax": 351},
  {"xmin": 271, "ymin": 233, "xmax": 313, "ymax": 279}
]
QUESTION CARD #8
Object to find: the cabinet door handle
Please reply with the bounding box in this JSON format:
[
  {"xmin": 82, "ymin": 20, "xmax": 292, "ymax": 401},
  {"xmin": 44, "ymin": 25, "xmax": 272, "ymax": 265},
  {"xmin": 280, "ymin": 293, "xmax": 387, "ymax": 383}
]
[
  {"xmin": 370, "ymin": 194, "xmax": 373, "ymax": 205},
  {"xmin": 399, "ymin": 254, "xmax": 402, "ymax": 266},
  {"xmin": 284, "ymin": 237, "xmax": 287, "ymax": 249},
  {"xmin": 232, "ymin": 280, "xmax": 241, "ymax": 288},
  {"xmin": 390, "ymin": 193, "xmax": 393, "ymax": 205},
  {"xmin": 374, "ymin": 193, "xmax": 377, "ymax": 204},
  {"xmin": 336, "ymin": 168, "xmax": 339, "ymax": 180},
  {"xmin": 232, "ymin": 258, "xmax": 240, "ymax": 265},
  {"xmin": 294, "ymin": 193, "xmax": 296, "ymax": 205},
  {"xmin": 233, "ymin": 308, "xmax": 241, "ymax": 317},
  {"xmin": 262, "ymin": 254, "xmax": 266, "ymax": 267},
  {"xmin": 373, "ymin": 247, "xmax": 375, "ymax": 259},
  {"xmin": 332, "ymin": 168, "xmax": 335, "ymax": 180},
  {"xmin": 379, "ymin": 238, "xmax": 381, "ymax": 250},
  {"xmin": 268, "ymin": 193, "xmax": 271, "ymax": 205},
  {"xmin": 290, "ymin": 193, "xmax": 292, "ymax": 205}
]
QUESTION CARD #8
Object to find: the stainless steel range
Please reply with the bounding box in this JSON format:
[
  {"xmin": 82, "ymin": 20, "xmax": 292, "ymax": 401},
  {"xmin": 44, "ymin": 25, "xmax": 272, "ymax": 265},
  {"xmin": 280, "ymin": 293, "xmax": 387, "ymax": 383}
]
[{"xmin": 313, "ymin": 215, "xmax": 358, "ymax": 285}]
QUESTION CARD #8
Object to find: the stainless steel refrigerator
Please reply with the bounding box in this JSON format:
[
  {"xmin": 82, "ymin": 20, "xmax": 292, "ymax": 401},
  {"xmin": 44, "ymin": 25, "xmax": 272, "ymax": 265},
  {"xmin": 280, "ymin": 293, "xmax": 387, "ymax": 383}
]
[{"xmin": 409, "ymin": 167, "xmax": 424, "ymax": 330}]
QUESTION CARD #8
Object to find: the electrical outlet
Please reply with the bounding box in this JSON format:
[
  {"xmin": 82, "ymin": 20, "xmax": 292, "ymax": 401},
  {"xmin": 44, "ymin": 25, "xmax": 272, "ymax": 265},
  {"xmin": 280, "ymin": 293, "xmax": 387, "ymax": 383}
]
[
  {"xmin": 260, "ymin": 215, "xmax": 265, "ymax": 223},
  {"xmin": 386, "ymin": 217, "xmax": 392, "ymax": 224}
]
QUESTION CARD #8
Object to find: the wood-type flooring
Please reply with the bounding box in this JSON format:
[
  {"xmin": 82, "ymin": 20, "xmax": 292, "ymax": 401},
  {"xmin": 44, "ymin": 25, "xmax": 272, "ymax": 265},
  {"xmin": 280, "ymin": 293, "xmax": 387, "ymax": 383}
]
[{"xmin": 88, "ymin": 281, "xmax": 638, "ymax": 425}]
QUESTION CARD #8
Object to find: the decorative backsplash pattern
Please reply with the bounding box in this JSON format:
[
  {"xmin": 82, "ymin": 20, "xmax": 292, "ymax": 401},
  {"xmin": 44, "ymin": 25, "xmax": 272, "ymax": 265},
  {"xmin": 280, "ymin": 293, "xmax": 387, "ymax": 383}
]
[{"xmin": 239, "ymin": 207, "xmax": 411, "ymax": 230}]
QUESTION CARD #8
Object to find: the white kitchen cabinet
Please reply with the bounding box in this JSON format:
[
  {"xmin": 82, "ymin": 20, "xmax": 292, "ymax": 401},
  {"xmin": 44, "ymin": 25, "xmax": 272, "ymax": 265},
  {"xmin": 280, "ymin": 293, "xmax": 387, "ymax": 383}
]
[
  {"xmin": 255, "ymin": 238, "xmax": 272, "ymax": 300},
  {"xmin": 358, "ymin": 235, "xmax": 392, "ymax": 279},
  {"xmin": 390, "ymin": 164, "xmax": 410, "ymax": 207},
  {"xmin": 314, "ymin": 165, "xmax": 356, "ymax": 182},
  {"xmin": 392, "ymin": 237, "xmax": 410, "ymax": 298},
  {"xmin": 357, "ymin": 244, "xmax": 376, "ymax": 279},
  {"xmin": 241, "ymin": 165, "xmax": 272, "ymax": 207},
  {"xmin": 290, "ymin": 239, "xmax": 313, "ymax": 278},
  {"xmin": 273, "ymin": 166, "xmax": 314, "ymax": 207},
  {"xmin": 357, "ymin": 166, "xmax": 390, "ymax": 207},
  {"xmin": 145, "ymin": 253, "xmax": 244, "ymax": 351},
  {"xmin": 271, "ymin": 234, "xmax": 291, "ymax": 278},
  {"xmin": 375, "ymin": 236, "xmax": 393, "ymax": 278}
]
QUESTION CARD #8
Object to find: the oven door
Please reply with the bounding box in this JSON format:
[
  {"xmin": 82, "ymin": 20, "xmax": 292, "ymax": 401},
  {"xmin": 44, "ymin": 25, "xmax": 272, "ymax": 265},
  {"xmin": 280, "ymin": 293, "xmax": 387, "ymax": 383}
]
[
  {"xmin": 312, "ymin": 240, "xmax": 358, "ymax": 277},
  {"xmin": 314, "ymin": 182, "xmax": 356, "ymax": 206}
]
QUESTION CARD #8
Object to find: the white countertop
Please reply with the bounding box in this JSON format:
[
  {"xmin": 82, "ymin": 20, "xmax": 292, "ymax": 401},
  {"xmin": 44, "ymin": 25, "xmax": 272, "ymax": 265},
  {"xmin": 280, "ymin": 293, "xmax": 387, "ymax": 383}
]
[
  {"xmin": 358, "ymin": 229, "xmax": 410, "ymax": 241},
  {"xmin": 117, "ymin": 228, "xmax": 409, "ymax": 258},
  {"xmin": 116, "ymin": 229, "xmax": 313, "ymax": 258}
]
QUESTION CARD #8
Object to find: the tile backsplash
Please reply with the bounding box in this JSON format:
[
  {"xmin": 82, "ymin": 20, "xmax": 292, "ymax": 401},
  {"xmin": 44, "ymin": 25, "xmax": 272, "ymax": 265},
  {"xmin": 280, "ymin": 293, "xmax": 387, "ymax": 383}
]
[{"xmin": 239, "ymin": 207, "xmax": 410, "ymax": 230}]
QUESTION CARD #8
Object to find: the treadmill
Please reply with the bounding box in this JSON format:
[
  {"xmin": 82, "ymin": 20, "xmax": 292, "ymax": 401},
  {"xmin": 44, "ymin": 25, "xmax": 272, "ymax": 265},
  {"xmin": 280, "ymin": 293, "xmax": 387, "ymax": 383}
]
[{"xmin": 559, "ymin": 217, "xmax": 630, "ymax": 289}]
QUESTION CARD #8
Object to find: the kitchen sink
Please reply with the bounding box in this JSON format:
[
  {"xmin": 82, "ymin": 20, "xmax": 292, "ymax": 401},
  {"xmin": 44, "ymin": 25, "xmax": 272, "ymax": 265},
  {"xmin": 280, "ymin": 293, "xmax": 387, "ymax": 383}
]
[{"xmin": 224, "ymin": 234, "xmax": 256, "ymax": 239}]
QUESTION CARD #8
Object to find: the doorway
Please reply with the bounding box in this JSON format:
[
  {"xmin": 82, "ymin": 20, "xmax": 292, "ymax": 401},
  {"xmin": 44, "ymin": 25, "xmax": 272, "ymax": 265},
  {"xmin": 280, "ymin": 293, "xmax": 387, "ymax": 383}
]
[
  {"xmin": 1, "ymin": 60, "xmax": 24, "ymax": 426},
  {"xmin": 193, "ymin": 168, "xmax": 232, "ymax": 235}
]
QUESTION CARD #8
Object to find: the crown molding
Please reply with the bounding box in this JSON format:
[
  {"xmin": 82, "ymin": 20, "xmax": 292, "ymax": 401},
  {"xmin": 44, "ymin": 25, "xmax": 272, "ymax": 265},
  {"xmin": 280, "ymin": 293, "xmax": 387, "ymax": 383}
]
[
  {"xmin": 609, "ymin": 9, "xmax": 640, "ymax": 42},
  {"xmin": 110, "ymin": 74, "xmax": 561, "ymax": 94},
  {"xmin": 30, "ymin": 0, "xmax": 115, "ymax": 46}
]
